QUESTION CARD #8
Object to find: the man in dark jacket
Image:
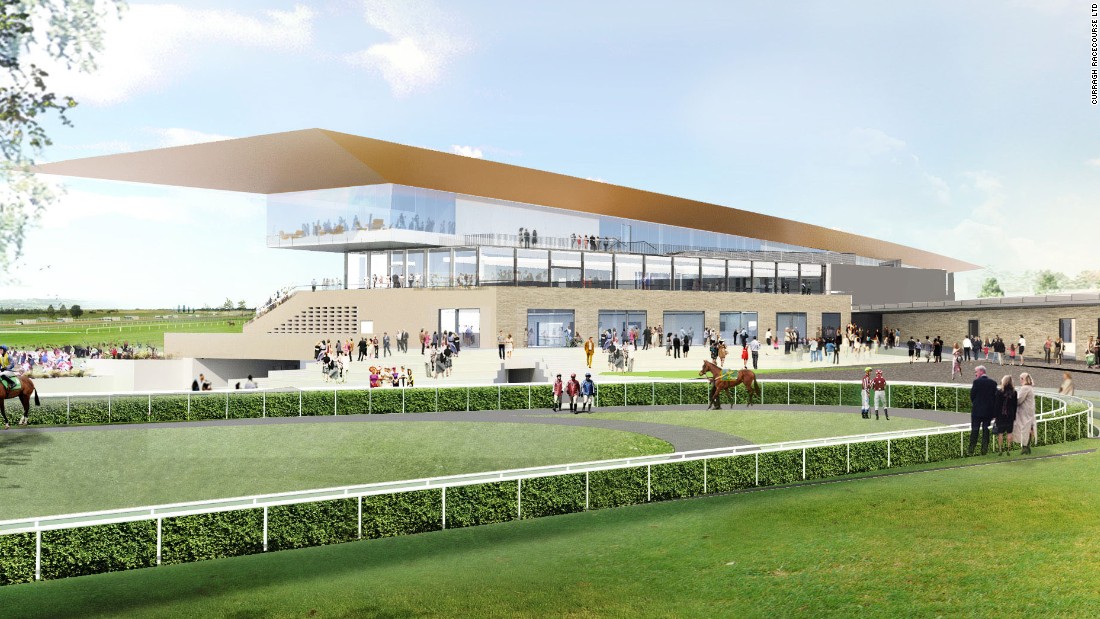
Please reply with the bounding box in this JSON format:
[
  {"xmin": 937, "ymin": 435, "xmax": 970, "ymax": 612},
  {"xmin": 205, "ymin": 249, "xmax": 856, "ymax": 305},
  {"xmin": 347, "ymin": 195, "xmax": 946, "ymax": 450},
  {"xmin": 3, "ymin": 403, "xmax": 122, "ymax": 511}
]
[{"xmin": 969, "ymin": 365, "xmax": 998, "ymax": 455}]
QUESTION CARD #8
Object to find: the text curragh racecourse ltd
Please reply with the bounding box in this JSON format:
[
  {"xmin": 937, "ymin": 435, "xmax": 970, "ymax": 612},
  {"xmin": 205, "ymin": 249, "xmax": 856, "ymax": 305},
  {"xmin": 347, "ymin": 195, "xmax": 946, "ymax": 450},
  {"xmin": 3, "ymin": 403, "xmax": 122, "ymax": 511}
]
[{"xmin": 1093, "ymin": 4, "xmax": 1098, "ymax": 104}]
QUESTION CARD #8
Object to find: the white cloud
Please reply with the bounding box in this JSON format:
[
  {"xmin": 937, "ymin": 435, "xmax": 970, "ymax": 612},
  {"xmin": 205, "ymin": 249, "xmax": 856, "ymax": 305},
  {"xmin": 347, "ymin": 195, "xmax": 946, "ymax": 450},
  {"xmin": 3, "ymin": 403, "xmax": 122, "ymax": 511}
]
[
  {"xmin": 343, "ymin": 0, "xmax": 471, "ymax": 96},
  {"xmin": 31, "ymin": 4, "xmax": 315, "ymax": 105},
  {"xmin": 850, "ymin": 127, "xmax": 907, "ymax": 157},
  {"xmin": 451, "ymin": 145, "xmax": 483, "ymax": 158},
  {"xmin": 38, "ymin": 183, "xmax": 262, "ymax": 231},
  {"xmin": 1086, "ymin": 158, "xmax": 1100, "ymax": 167}
]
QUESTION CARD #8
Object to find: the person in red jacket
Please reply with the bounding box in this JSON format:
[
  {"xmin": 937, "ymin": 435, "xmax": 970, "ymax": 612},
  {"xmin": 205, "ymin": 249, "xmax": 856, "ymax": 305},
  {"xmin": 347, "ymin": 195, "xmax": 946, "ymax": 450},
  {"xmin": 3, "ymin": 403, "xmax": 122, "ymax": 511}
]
[
  {"xmin": 566, "ymin": 373, "xmax": 582, "ymax": 413},
  {"xmin": 871, "ymin": 369, "xmax": 889, "ymax": 420},
  {"xmin": 552, "ymin": 374, "xmax": 564, "ymax": 411}
]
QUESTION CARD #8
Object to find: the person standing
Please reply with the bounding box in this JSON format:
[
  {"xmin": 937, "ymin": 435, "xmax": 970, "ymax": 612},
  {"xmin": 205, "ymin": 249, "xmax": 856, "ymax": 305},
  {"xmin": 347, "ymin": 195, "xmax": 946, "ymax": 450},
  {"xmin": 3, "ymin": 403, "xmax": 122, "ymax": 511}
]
[
  {"xmin": 584, "ymin": 336, "xmax": 595, "ymax": 368},
  {"xmin": 951, "ymin": 343, "xmax": 963, "ymax": 381},
  {"xmin": 505, "ymin": 333, "xmax": 514, "ymax": 359},
  {"xmin": 740, "ymin": 344, "xmax": 749, "ymax": 369},
  {"xmin": 358, "ymin": 337, "xmax": 368, "ymax": 362},
  {"xmin": 750, "ymin": 336, "xmax": 761, "ymax": 369},
  {"xmin": 963, "ymin": 335, "xmax": 972, "ymax": 362},
  {"xmin": 580, "ymin": 373, "xmax": 596, "ymax": 413},
  {"xmin": 1017, "ymin": 334, "xmax": 1026, "ymax": 364},
  {"xmin": 1043, "ymin": 337, "xmax": 1052, "ymax": 363},
  {"xmin": 672, "ymin": 334, "xmax": 681, "ymax": 359},
  {"xmin": 860, "ymin": 367, "xmax": 873, "ymax": 419},
  {"xmin": 995, "ymin": 375, "xmax": 1017, "ymax": 455},
  {"xmin": 1059, "ymin": 371, "xmax": 1074, "ymax": 396},
  {"xmin": 1054, "ymin": 337, "xmax": 1064, "ymax": 365},
  {"xmin": 871, "ymin": 369, "xmax": 889, "ymax": 420},
  {"xmin": 551, "ymin": 374, "xmax": 564, "ymax": 412},
  {"xmin": 907, "ymin": 336, "xmax": 917, "ymax": 363},
  {"xmin": 382, "ymin": 332, "xmax": 392, "ymax": 357},
  {"xmin": 1014, "ymin": 373, "xmax": 1037, "ymax": 454},
  {"xmin": 718, "ymin": 340, "xmax": 728, "ymax": 367},
  {"xmin": 968, "ymin": 365, "xmax": 998, "ymax": 455},
  {"xmin": 497, "ymin": 330, "xmax": 506, "ymax": 360},
  {"xmin": 566, "ymin": 373, "xmax": 581, "ymax": 413}
]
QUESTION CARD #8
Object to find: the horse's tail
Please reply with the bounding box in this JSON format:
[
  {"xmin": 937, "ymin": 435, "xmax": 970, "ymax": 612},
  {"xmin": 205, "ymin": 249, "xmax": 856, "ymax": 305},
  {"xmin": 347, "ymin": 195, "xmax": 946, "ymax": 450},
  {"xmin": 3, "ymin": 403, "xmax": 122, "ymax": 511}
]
[{"xmin": 34, "ymin": 388, "xmax": 40, "ymax": 406}]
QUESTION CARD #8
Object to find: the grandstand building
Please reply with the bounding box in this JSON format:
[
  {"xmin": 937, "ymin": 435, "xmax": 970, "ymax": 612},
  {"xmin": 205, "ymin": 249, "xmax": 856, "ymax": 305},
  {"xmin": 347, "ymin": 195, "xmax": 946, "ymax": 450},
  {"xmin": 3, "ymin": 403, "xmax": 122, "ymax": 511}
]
[{"xmin": 36, "ymin": 129, "xmax": 979, "ymax": 380}]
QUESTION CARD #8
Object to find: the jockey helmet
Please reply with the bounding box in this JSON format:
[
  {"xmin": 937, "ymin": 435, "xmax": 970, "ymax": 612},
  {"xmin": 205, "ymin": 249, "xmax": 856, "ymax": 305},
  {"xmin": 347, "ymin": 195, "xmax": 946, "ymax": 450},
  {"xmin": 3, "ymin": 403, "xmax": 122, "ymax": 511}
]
[
  {"xmin": 864, "ymin": 367, "xmax": 872, "ymax": 373},
  {"xmin": 585, "ymin": 373, "xmax": 591, "ymax": 377}
]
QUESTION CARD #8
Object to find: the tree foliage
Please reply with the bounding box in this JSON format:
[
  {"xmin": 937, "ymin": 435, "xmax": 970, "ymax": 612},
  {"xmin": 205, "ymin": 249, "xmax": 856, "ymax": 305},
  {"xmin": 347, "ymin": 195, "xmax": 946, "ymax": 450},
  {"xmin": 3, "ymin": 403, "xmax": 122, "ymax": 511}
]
[
  {"xmin": 0, "ymin": 0, "xmax": 124, "ymax": 270},
  {"xmin": 1034, "ymin": 270, "xmax": 1068, "ymax": 295},
  {"xmin": 977, "ymin": 277, "xmax": 1004, "ymax": 298},
  {"xmin": 68, "ymin": 303, "xmax": 81, "ymax": 318}
]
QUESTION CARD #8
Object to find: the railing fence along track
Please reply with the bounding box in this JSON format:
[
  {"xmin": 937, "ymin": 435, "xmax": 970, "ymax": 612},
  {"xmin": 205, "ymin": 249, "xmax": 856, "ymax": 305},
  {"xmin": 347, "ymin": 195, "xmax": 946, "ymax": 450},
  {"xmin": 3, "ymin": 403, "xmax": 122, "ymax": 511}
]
[{"xmin": 0, "ymin": 383, "xmax": 1092, "ymax": 585}]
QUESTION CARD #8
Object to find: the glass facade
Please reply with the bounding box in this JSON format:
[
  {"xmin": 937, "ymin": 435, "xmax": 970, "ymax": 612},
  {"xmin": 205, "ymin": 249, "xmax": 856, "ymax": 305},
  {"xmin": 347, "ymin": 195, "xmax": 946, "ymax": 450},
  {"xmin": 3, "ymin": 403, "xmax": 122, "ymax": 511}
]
[
  {"xmin": 347, "ymin": 246, "xmax": 839, "ymax": 294},
  {"xmin": 663, "ymin": 312, "xmax": 704, "ymax": 347},
  {"xmin": 440, "ymin": 308, "xmax": 481, "ymax": 348},
  {"xmin": 598, "ymin": 310, "xmax": 646, "ymax": 343},
  {"xmin": 527, "ymin": 309, "xmax": 576, "ymax": 347},
  {"xmin": 720, "ymin": 312, "xmax": 759, "ymax": 344}
]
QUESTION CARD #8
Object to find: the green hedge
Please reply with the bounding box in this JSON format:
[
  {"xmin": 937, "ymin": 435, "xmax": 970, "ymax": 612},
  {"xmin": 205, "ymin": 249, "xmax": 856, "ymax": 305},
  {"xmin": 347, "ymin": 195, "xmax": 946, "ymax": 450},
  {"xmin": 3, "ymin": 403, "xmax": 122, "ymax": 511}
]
[
  {"xmin": 369, "ymin": 389, "xmax": 402, "ymax": 415},
  {"xmin": 111, "ymin": 396, "xmax": 150, "ymax": 424},
  {"xmin": 150, "ymin": 395, "xmax": 187, "ymax": 422},
  {"xmin": 758, "ymin": 450, "xmax": 801, "ymax": 486},
  {"xmin": 336, "ymin": 390, "xmax": 370, "ymax": 415},
  {"xmin": 189, "ymin": 393, "xmax": 227, "ymax": 421},
  {"xmin": 707, "ymin": 455, "xmax": 756, "ymax": 493},
  {"xmin": 446, "ymin": 482, "xmax": 518, "ymax": 528},
  {"xmin": 404, "ymin": 388, "xmax": 437, "ymax": 413},
  {"xmin": 263, "ymin": 392, "xmax": 300, "ymax": 418},
  {"xmin": 161, "ymin": 509, "xmax": 264, "ymax": 564},
  {"xmin": 650, "ymin": 460, "xmax": 705, "ymax": 501},
  {"xmin": 626, "ymin": 382, "xmax": 653, "ymax": 407},
  {"xmin": 806, "ymin": 445, "xmax": 847, "ymax": 479},
  {"xmin": 436, "ymin": 387, "xmax": 468, "ymax": 412},
  {"xmin": 597, "ymin": 383, "xmax": 625, "ymax": 408},
  {"xmin": 890, "ymin": 436, "xmax": 926, "ymax": 468},
  {"xmin": 301, "ymin": 391, "xmax": 334, "ymax": 416},
  {"xmin": 589, "ymin": 467, "xmax": 648, "ymax": 509},
  {"xmin": 0, "ymin": 533, "xmax": 35, "ymax": 584},
  {"xmin": 30, "ymin": 397, "xmax": 68, "ymax": 426},
  {"xmin": 468, "ymin": 387, "xmax": 498, "ymax": 411},
  {"xmin": 228, "ymin": 392, "xmax": 265, "ymax": 419},
  {"xmin": 41, "ymin": 521, "xmax": 156, "ymax": 580},
  {"xmin": 530, "ymin": 385, "xmax": 554, "ymax": 411},
  {"xmin": 520, "ymin": 474, "xmax": 586, "ymax": 519},
  {"xmin": 849, "ymin": 440, "xmax": 889, "ymax": 473},
  {"xmin": 788, "ymin": 382, "xmax": 815, "ymax": 406},
  {"xmin": 680, "ymin": 381, "xmax": 710, "ymax": 406},
  {"xmin": 268, "ymin": 499, "xmax": 357, "ymax": 551},
  {"xmin": 361, "ymin": 489, "xmax": 442, "ymax": 539},
  {"xmin": 928, "ymin": 432, "xmax": 963, "ymax": 462},
  {"xmin": 69, "ymin": 396, "xmax": 110, "ymax": 425},
  {"xmin": 499, "ymin": 386, "xmax": 530, "ymax": 411},
  {"xmin": 653, "ymin": 382, "xmax": 681, "ymax": 406}
]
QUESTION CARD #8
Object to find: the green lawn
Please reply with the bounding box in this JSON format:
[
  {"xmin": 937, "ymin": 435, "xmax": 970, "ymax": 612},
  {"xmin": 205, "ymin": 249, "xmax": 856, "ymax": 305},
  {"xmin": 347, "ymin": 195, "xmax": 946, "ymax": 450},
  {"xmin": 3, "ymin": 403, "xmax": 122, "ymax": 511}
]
[
  {"xmin": 570, "ymin": 409, "xmax": 944, "ymax": 443},
  {"xmin": 0, "ymin": 422, "xmax": 670, "ymax": 520},
  {"xmin": 2, "ymin": 442, "xmax": 1096, "ymax": 617},
  {"xmin": 622, "ymin": 364, "xmax": 874, "ymax": 379},
  {"xmin": 0, "ymin": 310, "xmax": 250, "ymax": 349}
]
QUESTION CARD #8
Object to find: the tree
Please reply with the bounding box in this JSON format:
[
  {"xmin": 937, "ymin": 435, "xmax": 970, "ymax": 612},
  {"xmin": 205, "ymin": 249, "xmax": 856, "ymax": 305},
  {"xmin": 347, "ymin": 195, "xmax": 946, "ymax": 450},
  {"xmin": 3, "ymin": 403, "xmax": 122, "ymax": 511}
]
[
  {"xmin": 68, "ymin": 303, "xmax": 82, "ymax": 318},
  {"xmin": 1034, "ymin": 270, "xmax": 1067, "ymax": 295},
  {"xmin": 977, "ymin": 277, "xmax": 1004, "ymax": 298},
  {"xmin": 58, "ymin": 302, "xmax": 66, "ymax": 315},
  {"xmin": 45, "ymin": 302, "xmax": 54, "ymax": 317},
  {"xmin": 221, "ymin": 297, "xmax": 233, "ymax": 310},
  {"xmin": 0, "ymin": 0, "xmax": 124, "ymax": 270},
  {"xmin": 237, "ymin": 300, "xmax": 247, "ymax": 310}
]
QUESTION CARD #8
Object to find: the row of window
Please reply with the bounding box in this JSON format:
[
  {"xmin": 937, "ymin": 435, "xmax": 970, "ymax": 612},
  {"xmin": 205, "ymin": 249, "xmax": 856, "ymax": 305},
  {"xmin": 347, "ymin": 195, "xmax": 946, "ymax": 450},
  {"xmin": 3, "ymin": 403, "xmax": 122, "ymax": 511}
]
[{"xmin": 348, "ymin": 247, "xmax": 828, "ymax": 294}]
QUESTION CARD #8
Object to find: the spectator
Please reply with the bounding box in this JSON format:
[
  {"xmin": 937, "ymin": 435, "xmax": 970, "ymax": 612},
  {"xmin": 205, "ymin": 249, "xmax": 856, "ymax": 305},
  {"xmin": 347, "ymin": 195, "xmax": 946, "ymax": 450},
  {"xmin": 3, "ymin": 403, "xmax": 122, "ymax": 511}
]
[
  {"xmin": 968, "ymin": 365, "xmax": 997, "ymax": 455},
  {"xmin": 1015, "ymin": 373, "xmax": 1037, "ymax": 454},
  {"xmin": 1059, "ymin": 372, "xmax": 1074, "ymax": 396},
  {"xmin": 995, "ymin": 375, "xmax": 1017, "ymax": 455}
]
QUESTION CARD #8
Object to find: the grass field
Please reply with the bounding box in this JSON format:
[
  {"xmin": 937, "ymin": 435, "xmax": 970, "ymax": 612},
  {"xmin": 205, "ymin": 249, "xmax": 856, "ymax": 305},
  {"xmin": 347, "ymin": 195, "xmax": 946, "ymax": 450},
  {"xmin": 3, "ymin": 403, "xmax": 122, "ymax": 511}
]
[
  {"xmin": 2, "ymin": 441, "xmax": 1096, "ymax": 617},
  {"xmin": 0, "ymin": 409, "xmax": 937, "ymax": 519},
  {"xmin": 0, "ymin": 421, "xmax": 671, "ymax": 519},
  {"xmin": 0, "ymin": 309, "xmax": 250, "ymax": 349},
  {"xmin": 565, "ymin": 409, "xmax": 943, "ymax": 443}
]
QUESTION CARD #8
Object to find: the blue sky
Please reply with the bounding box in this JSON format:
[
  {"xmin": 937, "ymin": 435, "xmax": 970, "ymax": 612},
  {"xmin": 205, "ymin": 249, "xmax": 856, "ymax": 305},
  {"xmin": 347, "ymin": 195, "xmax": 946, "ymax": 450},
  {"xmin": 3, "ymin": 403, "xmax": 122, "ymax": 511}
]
[{"xmin": 3, "ymin": 0, "xmax": 1097, "ymax": 307}]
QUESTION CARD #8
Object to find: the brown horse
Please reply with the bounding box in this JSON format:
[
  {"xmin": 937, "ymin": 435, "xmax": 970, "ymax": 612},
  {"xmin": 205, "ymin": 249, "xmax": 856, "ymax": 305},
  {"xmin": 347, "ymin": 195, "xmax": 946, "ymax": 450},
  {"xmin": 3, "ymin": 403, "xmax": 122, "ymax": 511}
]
[
  {"xmin": 699, "ymin": 360, "xmax": 759, "ymax": 409},
  {"xmin": 0, "ymin": 375, "xmax": 39, "ymax": 429}
]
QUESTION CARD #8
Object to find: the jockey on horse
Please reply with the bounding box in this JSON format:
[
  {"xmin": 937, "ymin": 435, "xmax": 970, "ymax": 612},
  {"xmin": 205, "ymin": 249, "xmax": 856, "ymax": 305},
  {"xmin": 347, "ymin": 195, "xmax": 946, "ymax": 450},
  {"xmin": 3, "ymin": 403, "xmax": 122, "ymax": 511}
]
[{"xmin": 0, "ymin": 345, "xmax": 39, "ymax": 428}]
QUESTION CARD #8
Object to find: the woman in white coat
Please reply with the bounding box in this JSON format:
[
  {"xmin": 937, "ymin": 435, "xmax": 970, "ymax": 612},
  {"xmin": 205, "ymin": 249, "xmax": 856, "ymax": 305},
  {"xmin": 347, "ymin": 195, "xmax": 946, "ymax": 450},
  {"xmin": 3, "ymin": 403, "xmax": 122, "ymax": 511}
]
[{"xmin": 1014, "ymin": 372, "xmax": 1037, "ymax": 455}]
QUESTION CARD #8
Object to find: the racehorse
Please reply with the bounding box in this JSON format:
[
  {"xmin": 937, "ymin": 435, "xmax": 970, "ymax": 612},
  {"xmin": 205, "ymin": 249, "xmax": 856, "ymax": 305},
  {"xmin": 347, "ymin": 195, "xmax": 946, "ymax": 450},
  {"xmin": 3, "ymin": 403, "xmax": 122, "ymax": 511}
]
[
  {"xmin": 698, "ymin": 360, "xmax": 759, "ymax": 409},
  {"xmin": 0, "ymin": 375, "xmax": 39, "ymax": 429}
]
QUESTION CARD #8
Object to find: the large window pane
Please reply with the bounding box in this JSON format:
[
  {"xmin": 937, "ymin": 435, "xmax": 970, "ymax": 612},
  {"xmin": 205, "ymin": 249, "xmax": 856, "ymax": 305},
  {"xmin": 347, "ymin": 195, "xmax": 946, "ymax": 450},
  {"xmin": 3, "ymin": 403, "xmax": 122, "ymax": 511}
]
[
  {"xmin": 614, "ymin": 254, "xmax": 643, "ymax": 289},
  {"xmin": 728, "ymin": 260, "xmax": 751, "ymax": 293},
  {"xmin": 753, "ymin": 261, "xmax": 775, "ymax": 294},
  {"xmin": 673, "ymin": 257, "xmax": 700, "ymax": 291},
  {"xmin": 701, "ymin": 259, "xmax": 726, "ymax": 291},
  {"xmin": 778, "ymin": 262, "xmax": 798, "ymax": 294},
  {"xmin": 454, "ymin": 248, "xmax": 477, "ymax": 287},
  {"xmin": 457, "ymin": 308, "xmax": 481, "ymax": 348},
  {"xmin": 645, "ymin": 256, "xmax": 672, "ymax": 291},
  {"xmin": 516, "ymin": 249, "xmax": 548, "ymax": 286},
  {"xmin": 527, "ymin": 309, "xmax": 576, "ymax": 347},
  {"xmin": 584, "ymin": 252, "xmax": 613, "ymax": 289},
  {"xmin": 597, "ymin": 310, "xmax": 647, "ymax": 347},
  {"xmin": 800, "ymin": 263, "xmax": 823, "ymax": 294},
  {"xmin": 551, "ymin": 250, "xmax": 581, "ymax": 288},
  {"xmin": 479, "ymin": 247, "xmax": 514, "ymax": 285},
  {"xmin": 427, "ymin": 249, "xmax": 452, "ymax": 288},
  {"xmin": 663, "ymin": 312, "xmax": 704, "ymax": 348},
  {"xmin": 720, "ymin": 312, "xmax": 758, "ymax": 344},
  {"xmin": 406, "ymin": 250, "xmax": 425, "ymax": 288},
  {"xmin": 389, "ymin": 251, "xmax": 407, "ymax": 288},
  {"xmin": 370, "ymin": 252, "xmax": 388, "ymax": 288}
]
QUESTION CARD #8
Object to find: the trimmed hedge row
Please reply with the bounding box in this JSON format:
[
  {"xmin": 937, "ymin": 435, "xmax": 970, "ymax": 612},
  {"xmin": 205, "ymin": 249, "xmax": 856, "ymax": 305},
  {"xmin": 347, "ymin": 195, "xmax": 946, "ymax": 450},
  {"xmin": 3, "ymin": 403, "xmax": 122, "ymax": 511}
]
[{"xmin": 24, "ymin": 381, "xmax": 997, "ymax": 427}]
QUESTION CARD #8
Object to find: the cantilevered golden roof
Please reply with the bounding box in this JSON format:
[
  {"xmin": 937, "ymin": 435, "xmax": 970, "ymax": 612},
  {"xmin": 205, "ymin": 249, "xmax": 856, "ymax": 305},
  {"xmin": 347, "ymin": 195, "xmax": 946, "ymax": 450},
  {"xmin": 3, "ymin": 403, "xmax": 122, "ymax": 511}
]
[{"xmin": 33, "ymin": 128, "xmax": 979, "ymax": 271}]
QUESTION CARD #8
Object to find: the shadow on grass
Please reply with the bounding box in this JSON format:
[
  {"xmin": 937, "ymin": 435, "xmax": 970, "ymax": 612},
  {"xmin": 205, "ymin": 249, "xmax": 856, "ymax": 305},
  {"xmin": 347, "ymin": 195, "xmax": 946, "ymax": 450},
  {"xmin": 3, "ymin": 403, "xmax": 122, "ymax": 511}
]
[{"xmin": 0, "ymin": 430, "xmax": 51, "ymax": 488}]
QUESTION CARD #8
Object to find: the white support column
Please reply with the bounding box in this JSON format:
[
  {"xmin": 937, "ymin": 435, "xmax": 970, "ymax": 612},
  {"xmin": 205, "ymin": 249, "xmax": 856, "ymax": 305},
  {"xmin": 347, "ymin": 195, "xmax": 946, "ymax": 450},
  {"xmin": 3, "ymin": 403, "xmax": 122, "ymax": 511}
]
[
  {"xmin": 887, "ymin": 440, "xmax": 891, "ymax": 468},
  {"xmin": 647, "ymin": 465, "xmax": 651, "ymax": 502},
  {"xmin": 802, "ymin": 448, "xmax": 806, "ymax": 480},
  {"xmin": 263, "ymin": 506, "xmax": 269, "ymax": 551},
  {"xmin": 442, "ymin": 487, "xmax": 447, "ymax": 529},
  {"xmin": 517, "ymin": 479, "xmax": 522, "ymax": 520},
  {"xmin": 358, "ymin": 496, "xmax": 363, "ymax": 539},
  {"xmin": 755, "ymin": 454, "xmax": 759, "ymax": 486},
  {"xmin": 35, "ymin": 530, "xmax": 41, "ymax": 581},
  {"xmin": 585, "ymin": 472, "xmax": 590, "ymax": 510},
  {"xmin": 156, "ymin": 518, "xmax": 162, "ymax": 566}
]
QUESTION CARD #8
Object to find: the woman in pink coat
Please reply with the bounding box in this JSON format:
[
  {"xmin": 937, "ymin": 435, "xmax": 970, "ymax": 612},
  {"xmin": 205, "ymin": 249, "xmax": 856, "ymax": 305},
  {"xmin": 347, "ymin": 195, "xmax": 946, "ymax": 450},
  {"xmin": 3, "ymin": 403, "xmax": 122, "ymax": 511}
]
[{"xmin": 1014, "ymin": 372, "xmax": 1037, "ymax": 454}]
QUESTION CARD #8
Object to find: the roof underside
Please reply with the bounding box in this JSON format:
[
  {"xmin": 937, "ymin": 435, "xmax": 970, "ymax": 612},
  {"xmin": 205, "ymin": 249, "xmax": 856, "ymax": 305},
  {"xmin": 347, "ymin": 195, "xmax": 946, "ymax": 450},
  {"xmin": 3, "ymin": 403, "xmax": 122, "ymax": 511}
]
[{"xmin": 33, "ymin": 128, "xmax": 979, "ymax": 272}]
